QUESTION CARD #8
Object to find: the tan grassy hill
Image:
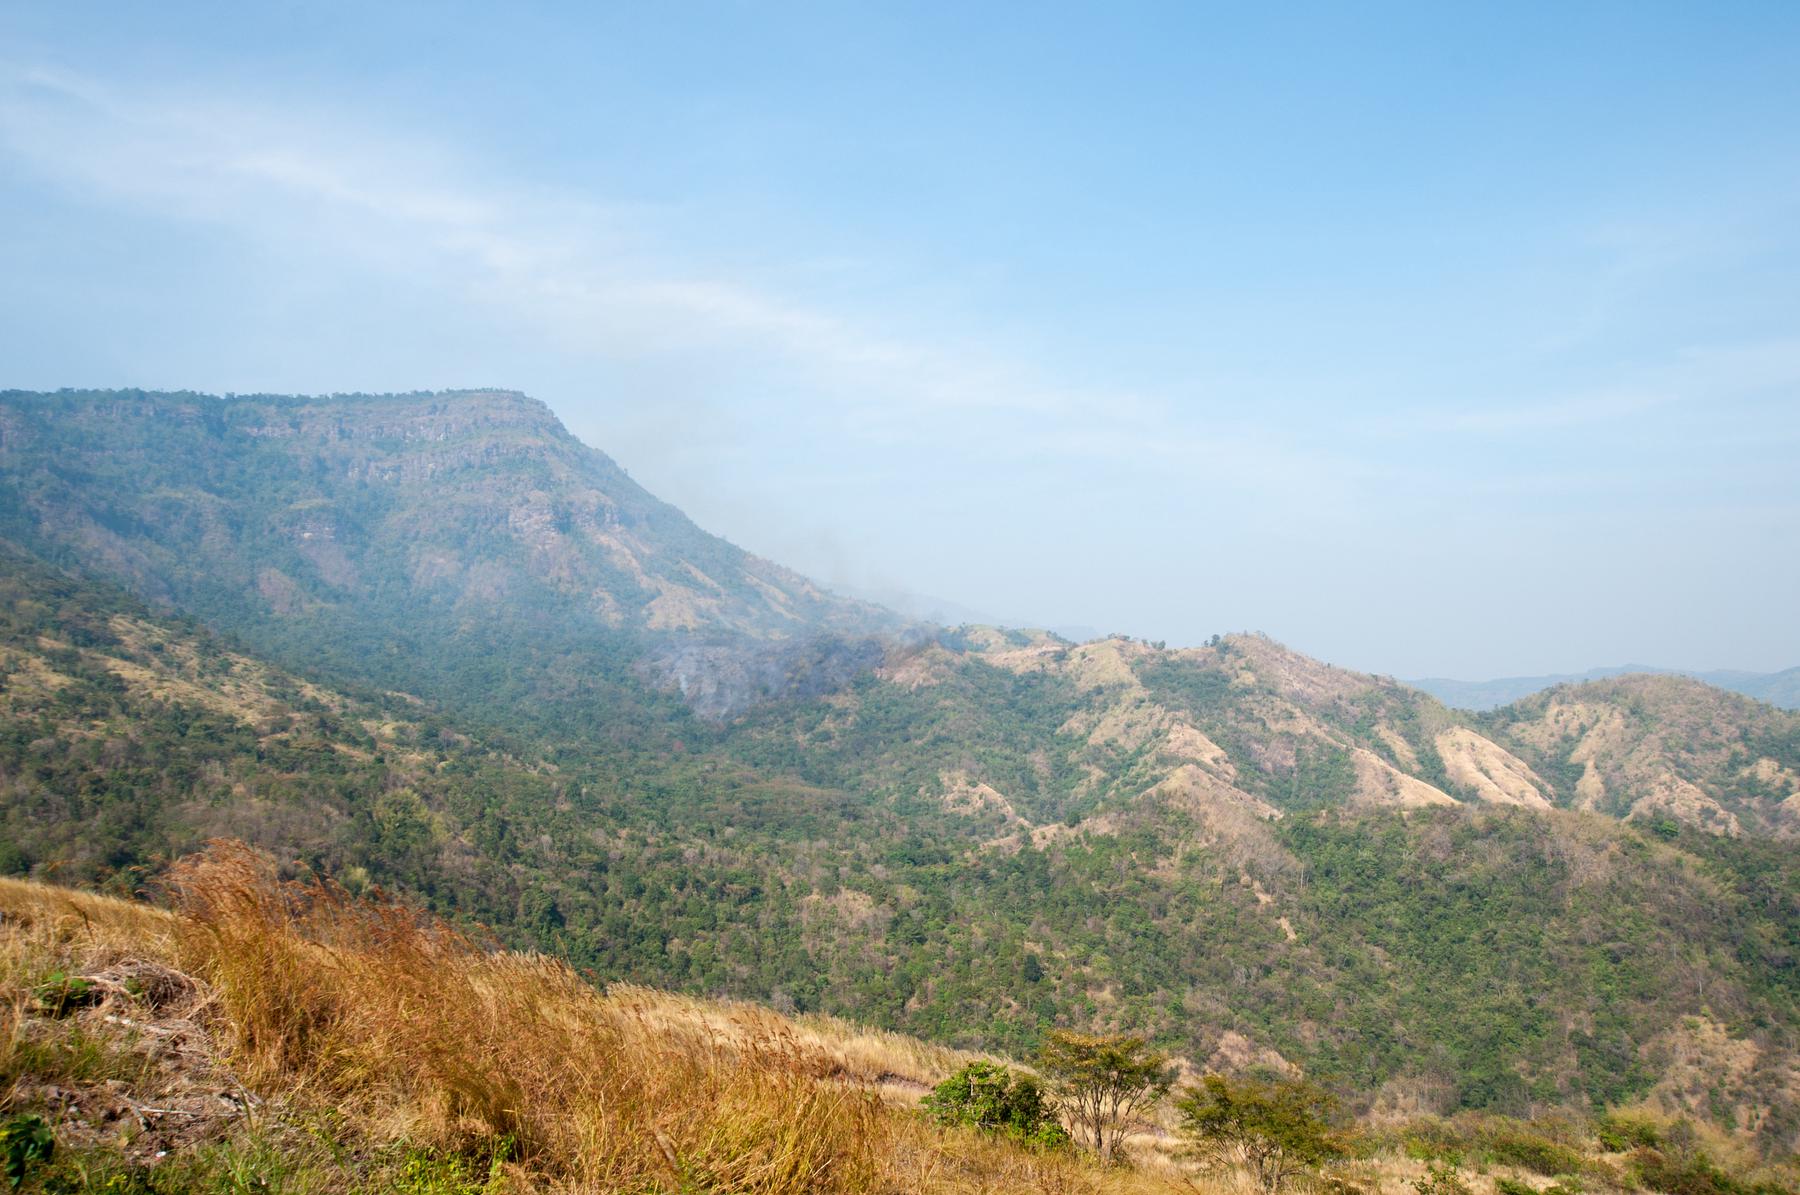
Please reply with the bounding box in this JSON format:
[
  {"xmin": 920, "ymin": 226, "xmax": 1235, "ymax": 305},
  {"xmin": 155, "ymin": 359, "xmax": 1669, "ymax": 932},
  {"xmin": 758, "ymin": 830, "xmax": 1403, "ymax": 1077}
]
[
  {"xmin": 0, "ymin": 852, "xmax": 1197, "ymax": 1193},
  {"xmin": 824, "ymin": 629, "xmax": 1799, "ymax": 844},
  {"xmin": 4, "ymin": 856, "xmax": 1791, "ymax": 1195},
  {"xmin": 1477, "ymin": 675, "xmax": 1800, "ymax": 838}
]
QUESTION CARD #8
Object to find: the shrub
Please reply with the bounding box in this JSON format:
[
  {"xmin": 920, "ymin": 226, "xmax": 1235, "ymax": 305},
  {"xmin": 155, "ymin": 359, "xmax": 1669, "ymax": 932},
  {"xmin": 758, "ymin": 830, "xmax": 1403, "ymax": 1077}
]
[
  {"xmin": 921, "ymin": 1061, "xmax": 1069, "ymax": 1147},
  {"xmin": 1597, "ymin": 1113, "xmax": 1662, "ymax": 1152},
  {"xmin": 1398, "ymin": 1115, "xmax": 1587, "ymax": 1179},
  {"xmin": 1498, "ymin": 1180, "xmax": 1588, "ymax": 1195},
  {"xmin": 1479, "ymin": 1126, "xmax": 1585, "ymax": 1178},
  {"xmin": 1401, "ymin": 1119, "xmax": 1464, "ymax": 1164},
  {"xmin": 1630, "ymin": 1147, "xmax": 1754, "ymax": 1195}
]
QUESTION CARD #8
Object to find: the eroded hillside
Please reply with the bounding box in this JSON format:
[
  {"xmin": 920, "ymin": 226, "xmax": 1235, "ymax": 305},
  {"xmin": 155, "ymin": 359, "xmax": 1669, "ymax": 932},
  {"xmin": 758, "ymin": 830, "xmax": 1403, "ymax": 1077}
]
[
  {"xmin": 782, "ymin": 629, "xmax": 1799, "ymax": 849},
  {"xmin": 1482, "ymin": 676, "xmax": 1800, "ymax": 836}
]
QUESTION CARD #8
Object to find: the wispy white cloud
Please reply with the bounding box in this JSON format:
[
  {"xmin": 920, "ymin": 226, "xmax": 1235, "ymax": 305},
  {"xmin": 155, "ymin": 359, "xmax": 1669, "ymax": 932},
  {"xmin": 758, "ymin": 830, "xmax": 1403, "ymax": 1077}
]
[
  {"xmin": 0, "ymin": 67, "xmax": 1080, "ymax": 414},
  {"xmin": 17, "ymin": 58, "xmax": 1784, "ymax": 531},
  {"xmin": 0, "ymin": 60, "xmax": 1384, "ymax": 516}
]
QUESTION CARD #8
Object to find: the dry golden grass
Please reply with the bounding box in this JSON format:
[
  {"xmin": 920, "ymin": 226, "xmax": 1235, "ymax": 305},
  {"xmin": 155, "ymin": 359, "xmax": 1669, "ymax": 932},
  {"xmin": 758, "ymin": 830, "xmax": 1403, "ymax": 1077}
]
[
  {"xmin": 0, "ymin": 875, "xmax": 179, "ymax": 962},
  {"xmin": 605, "ymin": 983, "xmax": 990, "ymax": 1098},
  {"xmin": 0, "ymin": 843, "xmax": 1217, "ymax": 1193},
  {"xmin": 0, "ymin": 877, "xmax": 184, "ymax": 1115}
]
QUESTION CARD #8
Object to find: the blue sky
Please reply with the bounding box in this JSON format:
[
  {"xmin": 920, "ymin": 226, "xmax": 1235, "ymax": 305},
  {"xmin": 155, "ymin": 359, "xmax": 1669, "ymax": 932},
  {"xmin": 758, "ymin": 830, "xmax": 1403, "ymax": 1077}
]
[{"xmin": 2, "ymin": 2, "xmax": 1798, "ymax": 677}]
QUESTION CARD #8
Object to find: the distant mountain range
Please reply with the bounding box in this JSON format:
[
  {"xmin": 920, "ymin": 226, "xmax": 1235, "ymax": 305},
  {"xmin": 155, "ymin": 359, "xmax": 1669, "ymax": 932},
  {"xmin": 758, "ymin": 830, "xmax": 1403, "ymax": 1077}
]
[{"xmin": 1412, "ymin": 665, "xmax": 1800, "ymax": 711}]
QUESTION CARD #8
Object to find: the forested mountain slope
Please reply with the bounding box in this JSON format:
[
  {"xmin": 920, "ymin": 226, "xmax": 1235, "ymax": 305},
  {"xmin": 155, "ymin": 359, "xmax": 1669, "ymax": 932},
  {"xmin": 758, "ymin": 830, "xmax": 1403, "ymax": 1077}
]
[
  {"xmin": 0, "ymin": 388, "xmax": 897, "ymax": 726},
  {"xmin": 3, "ymin": 389, "xmax": 1800, "ymax": 1154}
]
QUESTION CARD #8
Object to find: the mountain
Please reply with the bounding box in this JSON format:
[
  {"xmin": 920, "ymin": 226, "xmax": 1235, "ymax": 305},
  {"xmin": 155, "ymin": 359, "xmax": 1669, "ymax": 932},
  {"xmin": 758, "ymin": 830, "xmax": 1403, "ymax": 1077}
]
[
  {"xmin": 0, "ymin": 388, "xmax": 899, "ymax": 726},
  {"xmin": 5, "ymin": 388, "xmax": 1800, "ymax": 1154},
  {"xmin": 1414, "ymin": 666, "xmax": 1800, "ymax": 712},
  {"xmin": 1729, "ymin": 667, "xmax": 1800, "ymax": 709}
]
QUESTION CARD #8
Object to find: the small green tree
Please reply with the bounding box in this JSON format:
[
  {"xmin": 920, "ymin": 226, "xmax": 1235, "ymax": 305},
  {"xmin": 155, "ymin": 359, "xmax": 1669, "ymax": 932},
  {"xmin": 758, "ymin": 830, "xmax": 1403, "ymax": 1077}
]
[
  {"xmin": 921, "ymin": 1061, "xmax": 1069, "ymax": 1147},
  {"xmin": 1177, "ymin": 1073, "xmax": 1345, "ymax": 1195},
  {"xmin": 1038, "ymin": 1030, "xmax": 1174, "ymax": 1160}
]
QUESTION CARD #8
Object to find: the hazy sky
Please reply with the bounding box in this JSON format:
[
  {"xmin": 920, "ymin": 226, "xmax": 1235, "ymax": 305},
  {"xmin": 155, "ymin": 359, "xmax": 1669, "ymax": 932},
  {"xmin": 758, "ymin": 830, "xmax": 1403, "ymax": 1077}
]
[{"xmin": 3, "ymin": 2, "xmax": 1798, "ymax": 678}]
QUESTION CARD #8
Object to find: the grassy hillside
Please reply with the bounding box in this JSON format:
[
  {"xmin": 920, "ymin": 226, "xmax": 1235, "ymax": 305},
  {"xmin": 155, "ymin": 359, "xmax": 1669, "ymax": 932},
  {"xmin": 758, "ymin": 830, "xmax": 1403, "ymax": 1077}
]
[{"xmin": 0, "ymin": 854, "xmax": 1174, "ymax": 1193}]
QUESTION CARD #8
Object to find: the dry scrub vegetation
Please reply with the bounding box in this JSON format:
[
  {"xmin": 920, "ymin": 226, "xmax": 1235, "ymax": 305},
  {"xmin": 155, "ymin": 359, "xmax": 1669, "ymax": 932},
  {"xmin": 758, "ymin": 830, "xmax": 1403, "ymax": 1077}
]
[{"xmin": 1, "ymin": 845, "xmax": 1207, "ymax": 1193}]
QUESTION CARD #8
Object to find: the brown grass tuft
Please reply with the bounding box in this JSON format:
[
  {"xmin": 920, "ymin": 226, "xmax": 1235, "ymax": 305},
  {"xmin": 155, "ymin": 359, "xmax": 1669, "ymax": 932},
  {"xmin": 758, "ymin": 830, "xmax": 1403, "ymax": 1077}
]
[{"xmin": 159, "ymin": 842, "xmax": 885, "ymax": 1190}]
